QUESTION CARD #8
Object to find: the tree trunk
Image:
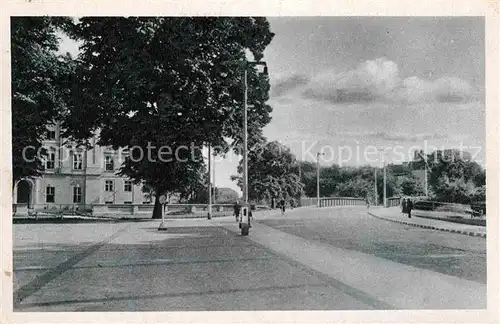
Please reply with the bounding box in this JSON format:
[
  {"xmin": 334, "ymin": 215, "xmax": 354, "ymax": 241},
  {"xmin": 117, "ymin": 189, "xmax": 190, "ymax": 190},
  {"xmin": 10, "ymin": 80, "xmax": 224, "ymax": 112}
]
[{"xmin": 152, "ymin": 192, "xmax": 162, "ymax": 219}]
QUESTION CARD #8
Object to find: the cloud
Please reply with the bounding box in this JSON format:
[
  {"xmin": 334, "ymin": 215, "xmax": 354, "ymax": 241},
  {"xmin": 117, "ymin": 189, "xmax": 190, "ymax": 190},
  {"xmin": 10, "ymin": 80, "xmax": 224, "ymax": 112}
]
[
  {"xmin": 367, "ymin": 132, "xmax": 449, "ymax": 142},
  {"xmin": 271, "ymin": 57, "xmax": 475, "ymax": 104},
  {"xmin": 334, "ymin": 131, "xmax": 449, "ymax": 142},
  {"xmin": 270, "ymin": 74, "xmax": 309, "ymax": 97}
]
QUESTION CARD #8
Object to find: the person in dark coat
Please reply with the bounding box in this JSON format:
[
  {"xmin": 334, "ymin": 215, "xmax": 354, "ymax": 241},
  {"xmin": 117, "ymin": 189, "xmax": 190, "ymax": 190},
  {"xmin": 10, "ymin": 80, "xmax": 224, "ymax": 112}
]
[
  {"xmin": 407, "ymin": 199, "xmax": 413, "ymax": 218},
  {"xmin": 233, "ymin": 200, "xmax": 241, "ymax": 221},
  {"xmin": 401, "ymin": 198, "xmax": 407, "ymax": 215},
  {"xmin": 290, "ymin": 198, "xmax": 296, "ymax": 209},
  {"xmin": 271, "ymin": 197, "xmax": 276, "ymax": 209},
  {"xmin": 280, "ymin": 198, "xmax": 286, "ymax": 215}
]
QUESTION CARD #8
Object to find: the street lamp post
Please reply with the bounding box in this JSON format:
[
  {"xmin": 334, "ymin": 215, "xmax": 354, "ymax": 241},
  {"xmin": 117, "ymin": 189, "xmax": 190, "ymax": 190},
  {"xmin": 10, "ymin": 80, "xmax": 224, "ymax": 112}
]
[
  {"xmin": 374, "ymin": 168, "xmax": 378, "ymax": 206},
  {"xmin": 243, "ymin": 67, "xmax": 248, "ymax": 205},
  {"xmin": 243, "ymin": 60, "xmax": 267, "ymax": 205},
  {"xmin": 316, "ymin": 152, "xmax": 325, "ymax": 207}
]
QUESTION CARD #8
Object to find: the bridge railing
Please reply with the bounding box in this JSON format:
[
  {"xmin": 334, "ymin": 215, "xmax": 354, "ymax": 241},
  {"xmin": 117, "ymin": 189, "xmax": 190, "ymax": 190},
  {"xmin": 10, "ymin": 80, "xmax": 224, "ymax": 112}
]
[
  {"xmin": 300, "ymin": 197, "xmax": 365, "ymax": 208},
  {"xmin": 319, "ymin": 197, "xmax": 365, "ymax": 207}
]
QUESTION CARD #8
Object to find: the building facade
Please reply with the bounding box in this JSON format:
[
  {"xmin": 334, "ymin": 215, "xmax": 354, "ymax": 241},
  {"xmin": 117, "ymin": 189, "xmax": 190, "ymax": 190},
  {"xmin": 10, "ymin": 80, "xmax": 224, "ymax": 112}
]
[{"xmin": 13, "ymin": 123, "xmax": 150, "ymax": 210}]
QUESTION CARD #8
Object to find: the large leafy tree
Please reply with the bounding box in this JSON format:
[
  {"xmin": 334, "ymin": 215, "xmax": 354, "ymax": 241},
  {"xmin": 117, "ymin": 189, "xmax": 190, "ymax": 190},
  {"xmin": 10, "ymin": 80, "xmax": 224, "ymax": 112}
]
[
  {"xmin": 11, "ymin": 17, "xmax": 74, "ymax": 185},
  {"xmin": 63, "ymin": 17, "xmax": 274, "ymax": 218}
]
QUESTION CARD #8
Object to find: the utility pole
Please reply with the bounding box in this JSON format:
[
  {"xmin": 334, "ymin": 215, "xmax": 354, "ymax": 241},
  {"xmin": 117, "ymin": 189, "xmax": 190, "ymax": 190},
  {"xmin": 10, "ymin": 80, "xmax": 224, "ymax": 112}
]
[
  {"xmin": 207, "ymin": 145, "xmax": 212, "ymax": 219},
  {"xmin": 378, "ymin": 147, "xmax": 387, "ymax": 208},
  {"xmin": 316, "ymin": 152, "xmax": 325, "ymax": 207},
  {"xmin": 418, "ymin": 151, "xmax": 429, "ymax": 197},
  {"xmin": 382, "ymin": 148, "xmax": 387, "ymax": 208},
  {"xmin": 424, "ymin": 155, "xmax": 428, "ymax": 197},
  {"xmin": 298, "ymin": 160, "xmax": 302, "ymax": 197},
  {"xmin": 374, "ymin": 168, "xmax": 378, "ymax": 206},
  {"xmin": 383, "ymin": 158, "xmax": 387, "ymax": 207},
  {"xmin": 213, "ymin": 152, "xmax": 216, "ymax": 203}
]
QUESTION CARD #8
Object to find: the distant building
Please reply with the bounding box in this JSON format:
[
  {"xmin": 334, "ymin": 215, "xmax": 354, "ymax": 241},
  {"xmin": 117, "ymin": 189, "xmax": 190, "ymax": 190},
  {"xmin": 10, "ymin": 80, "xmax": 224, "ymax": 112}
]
[{"xmin": 13, "ymin": 123, "xmax": 149, "ymax": 209}]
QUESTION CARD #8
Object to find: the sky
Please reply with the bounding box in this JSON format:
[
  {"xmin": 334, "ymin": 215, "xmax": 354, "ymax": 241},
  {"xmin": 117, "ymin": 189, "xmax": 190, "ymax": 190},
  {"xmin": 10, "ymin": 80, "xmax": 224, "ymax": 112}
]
[{"xmin": 58, "ymin": 17, "xmax": 485, "ymax": 194}]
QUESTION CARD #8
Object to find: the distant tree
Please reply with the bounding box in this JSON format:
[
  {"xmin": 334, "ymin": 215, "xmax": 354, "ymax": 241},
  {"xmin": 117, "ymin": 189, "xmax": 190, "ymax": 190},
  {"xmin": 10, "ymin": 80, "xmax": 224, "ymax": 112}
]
[
  {"xmin": 426, "ymin": 149, "xmax": 486, "ymax": 203},
  {"xmin": 232, "ymin": 140, "xmax": 303, "ymax": 202},
  {"xmin": 215, "ymin": 187, "xmax": 240, "ymax": 203},
  {"xmin": 432, "ymin": 175, "xmax": 476, "ymax": 204},
  {"xmin": 399, "ymin": 175, "xmax": 425, "ymax": 196},
  {"xmin": 11, "ymin": 17, "xmax": 75, "ymax": 184},
  {"xmin": 471, "ymin": 185, "xmax": 486, "ymax": 203}
]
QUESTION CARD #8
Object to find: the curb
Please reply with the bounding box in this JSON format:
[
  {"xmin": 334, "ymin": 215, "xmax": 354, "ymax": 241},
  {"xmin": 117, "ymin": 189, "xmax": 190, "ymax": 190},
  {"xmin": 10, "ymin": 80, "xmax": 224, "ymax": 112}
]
[{"xmin": 368, "ymin": 211, "xmax": 486, "ymax": 238}]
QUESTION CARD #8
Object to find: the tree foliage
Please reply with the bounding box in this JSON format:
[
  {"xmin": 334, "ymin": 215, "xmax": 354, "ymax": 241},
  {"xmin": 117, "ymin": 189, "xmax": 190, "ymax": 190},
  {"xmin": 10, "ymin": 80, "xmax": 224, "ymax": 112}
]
[
  {"xmin": 62, "ymin": 17, "xmax": 275, "ymax": 218},
  {"xmin": 11, "ymin": 17, "xmax": 74, "ymax": 184},
  {"xmin": 398, "ymin": 175, "xmax": 425, "ymax": 196},
  {"xmin": 423, "ymin": 149, "xmax": 486, "ymax": 203}
]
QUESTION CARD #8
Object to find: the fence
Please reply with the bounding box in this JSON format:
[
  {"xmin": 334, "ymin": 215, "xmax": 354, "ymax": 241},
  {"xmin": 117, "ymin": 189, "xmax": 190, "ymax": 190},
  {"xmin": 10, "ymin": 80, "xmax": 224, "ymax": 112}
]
[
  {"xmin": 386, "ymin": 196, "xmax": 429, "ymax": 208},
  {"xmin": 386, "ymin": 197, "xmax": 401, "ymax": 207},
  {"xmin": 13, "ymin": 203, "xmax": 94, "ymax": 217},
  {"xmin": 12, "ymin": 202, "xmax": 270, "ymax": 217}
]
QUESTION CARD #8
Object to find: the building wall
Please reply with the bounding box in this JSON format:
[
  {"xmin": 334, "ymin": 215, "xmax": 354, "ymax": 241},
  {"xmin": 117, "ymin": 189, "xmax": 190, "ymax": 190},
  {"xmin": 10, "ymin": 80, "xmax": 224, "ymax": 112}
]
[{"xmin": 20, "ymin": 123, "xmax": 151, "ymax": 207}]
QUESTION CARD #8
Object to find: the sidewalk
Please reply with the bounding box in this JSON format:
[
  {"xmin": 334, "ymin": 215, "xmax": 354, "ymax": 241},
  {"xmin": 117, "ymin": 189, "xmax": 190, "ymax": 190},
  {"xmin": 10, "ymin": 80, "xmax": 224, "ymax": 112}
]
[{"xmin": 368, "ymin": 207, "xmax": 486, "ymax": 238}]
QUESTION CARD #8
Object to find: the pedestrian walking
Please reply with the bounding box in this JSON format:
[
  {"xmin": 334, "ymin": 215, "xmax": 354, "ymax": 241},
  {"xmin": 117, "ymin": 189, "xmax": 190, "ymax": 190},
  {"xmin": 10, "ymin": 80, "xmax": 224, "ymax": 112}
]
[
  {"xmin": 407, "ymin": 199, "xmax": 413, "ymax": 218},
  {"xmin": 290, "ymin": 198, "xmax": 296, "ymax": 209},
  {"xmin": 233, "ymin": 200, "xmax": 241, "ymax": 222},
  {"xmin": 401, "ymin": 198, "xmax": 407, "ymax": 216},
  {"xmin": 271, "ymin": 197, "xmax": 276, "ymax": 209},
  {"xmin": 280, "ymin": 198, "xmax": 286, "ymax": 215},
  {"xmin": 366, "ymin": 197, "xmax": 370, "ymax": 210}
]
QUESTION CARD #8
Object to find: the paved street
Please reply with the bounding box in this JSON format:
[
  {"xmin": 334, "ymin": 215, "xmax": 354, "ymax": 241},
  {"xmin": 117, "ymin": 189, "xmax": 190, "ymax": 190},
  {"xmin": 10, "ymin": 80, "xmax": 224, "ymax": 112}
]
[
  {"xmin": 260, "ymin": 208, "xmax": 486, "ymax": 283},
  {"xmin": 13, "ymin": 207, "xmax": 486, "ymax": 311}
]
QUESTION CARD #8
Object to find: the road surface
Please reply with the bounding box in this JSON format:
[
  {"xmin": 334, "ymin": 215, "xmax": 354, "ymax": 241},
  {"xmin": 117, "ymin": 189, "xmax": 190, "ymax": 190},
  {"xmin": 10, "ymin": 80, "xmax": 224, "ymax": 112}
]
[{"xmin": 12, "ymin": 207, "xmax": 486, "ymax": 311}]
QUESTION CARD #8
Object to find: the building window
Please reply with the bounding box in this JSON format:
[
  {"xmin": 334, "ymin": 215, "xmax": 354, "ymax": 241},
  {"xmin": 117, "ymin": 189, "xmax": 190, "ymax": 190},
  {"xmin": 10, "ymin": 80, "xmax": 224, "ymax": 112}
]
[
  {"xmin": 124, "ymin": 180, "xmax": 132, "ymax": 192},
  {"xmin": 45, "ymin": 151, "xmax": 55, "ymax": 170},
  {"xmin": 46, "ymin": 186, "xmax": 55, "ymax": 203},
  {"xmin": 105, "ymin": 180, "xmax": 114, "ymax": 192},
  {"xmin": 105, "ymin": 156, "xmax": 114, "ymax": 171},
  {"xmin": 47, "ymin": 130, "xmax": 56, "ymax": 140},
  {"xmin": 73, "ymin": 152, "xmax": 83, "ymax": 170},
  {"xmin": 73, "ymin": 186, "xmax": 82, "ymax": 203}
]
